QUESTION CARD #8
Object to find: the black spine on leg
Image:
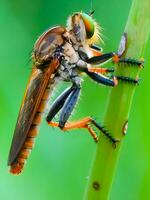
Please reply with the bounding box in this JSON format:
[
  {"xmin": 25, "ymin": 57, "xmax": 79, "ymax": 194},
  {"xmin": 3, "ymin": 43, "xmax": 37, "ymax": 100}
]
[
  {"xmin": 92, "ymin": 120, "xmax": 119, "ymax": 143},
  {"xmin": 106, "ymin": 68, "xmax": 115, "ymax": 73},
  {"xmin": 59, "ymin": 87, "xmax": 81, "ymax": 129},
  {"xmin": 118, "ymin": 58, "xmax": 144, "ymax": 67},
  {"xmin": 116, "ymin": 76, "xmax": 140, "ymax": 85},
  {"xmin": 46, "ymin": 86, "xmax": 74, "ymax": 122},
  {"xmin": 86, "ymin": 70, "xmax": 115, "ymax": 86}
]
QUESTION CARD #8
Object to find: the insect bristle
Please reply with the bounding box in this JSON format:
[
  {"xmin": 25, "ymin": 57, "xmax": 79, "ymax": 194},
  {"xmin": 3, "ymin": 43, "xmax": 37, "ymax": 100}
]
[
  {"xmin": 87, "ymin": 21, "xmax": 103, "ymax": 45},
  {"xmin": 118, "ymin": 58, "xmax": 144, "ymax": 66}
]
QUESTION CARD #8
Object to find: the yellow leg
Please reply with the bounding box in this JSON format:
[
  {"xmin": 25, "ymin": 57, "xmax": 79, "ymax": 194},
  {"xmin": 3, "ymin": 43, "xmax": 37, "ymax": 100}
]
[
  {"xmin": 48, "ymin": 117, "xmax": 99, "ymax": 142},
  {"xmin": 88, "ymin": 67, "xmax": 111, "ymax": 74},
  {"xmin": 88, "ymin": 66, "xmax": 115, "ymax": 74}
]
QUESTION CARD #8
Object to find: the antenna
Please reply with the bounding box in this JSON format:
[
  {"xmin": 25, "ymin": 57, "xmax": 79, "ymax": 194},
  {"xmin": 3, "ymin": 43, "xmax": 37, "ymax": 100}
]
[
  {"xmin": 89, "ymin": 0, "xmax": 95, "ymax": 16},
  {"xmin": 91, "ymin": 0, "xmax": 93, "ymax": 11}
]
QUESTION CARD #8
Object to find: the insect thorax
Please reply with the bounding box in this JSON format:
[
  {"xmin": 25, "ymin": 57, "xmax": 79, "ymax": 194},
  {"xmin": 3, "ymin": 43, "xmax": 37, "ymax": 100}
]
[{"xmin": 32, "ymin": 26, "xmax": 89, "ymax": 85}]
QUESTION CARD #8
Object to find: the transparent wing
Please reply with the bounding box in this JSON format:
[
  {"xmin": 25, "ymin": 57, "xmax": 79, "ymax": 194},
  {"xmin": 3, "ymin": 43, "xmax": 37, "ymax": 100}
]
[{"xmin": 8, "ymin": 60, "xmax": 59, "ymax": 165}]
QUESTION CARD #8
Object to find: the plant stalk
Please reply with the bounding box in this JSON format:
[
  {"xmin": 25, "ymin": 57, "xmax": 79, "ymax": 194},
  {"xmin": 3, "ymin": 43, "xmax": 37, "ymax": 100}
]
[{"xmin": 84, "ymin": 0, "xmax": 150, "ymax": 199}]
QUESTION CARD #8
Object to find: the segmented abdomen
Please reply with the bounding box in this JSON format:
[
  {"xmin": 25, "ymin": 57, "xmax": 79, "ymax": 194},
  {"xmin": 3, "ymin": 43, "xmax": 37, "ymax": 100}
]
[{"xmin": 10, "ymin": 86, "xmax": 52, "ymax": 174}]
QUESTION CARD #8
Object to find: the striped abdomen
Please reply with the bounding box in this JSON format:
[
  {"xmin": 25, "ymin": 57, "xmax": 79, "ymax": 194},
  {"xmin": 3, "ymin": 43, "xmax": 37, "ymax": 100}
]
[{"xmin": 10, "ymin": 85, "xmax": 53, "ymax": 174}]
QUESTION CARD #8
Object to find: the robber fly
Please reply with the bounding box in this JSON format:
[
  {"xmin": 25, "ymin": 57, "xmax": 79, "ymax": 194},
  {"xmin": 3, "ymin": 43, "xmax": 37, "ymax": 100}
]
[{"xmin": 8, "ymin": 11, "xmax": 143, "ymax": 174}]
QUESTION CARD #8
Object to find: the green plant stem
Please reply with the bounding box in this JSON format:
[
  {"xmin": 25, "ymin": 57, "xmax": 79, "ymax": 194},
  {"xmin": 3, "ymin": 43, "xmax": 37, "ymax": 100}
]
[{"xmin": 84, "ymin": 0, "xmax": 150, "ymax": 199}]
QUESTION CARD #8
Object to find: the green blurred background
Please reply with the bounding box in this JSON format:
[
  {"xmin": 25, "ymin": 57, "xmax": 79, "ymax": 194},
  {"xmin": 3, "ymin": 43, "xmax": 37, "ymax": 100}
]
[{"xmin": 0, "ymin": 0, "xmax": 150, "ymax": 199}]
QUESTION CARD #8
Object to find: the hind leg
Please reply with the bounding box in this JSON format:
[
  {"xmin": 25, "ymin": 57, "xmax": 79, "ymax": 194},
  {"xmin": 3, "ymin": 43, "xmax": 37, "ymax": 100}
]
[{"xmin": 47, "ymin": 117, "xmax": 120, "ymax": 144}]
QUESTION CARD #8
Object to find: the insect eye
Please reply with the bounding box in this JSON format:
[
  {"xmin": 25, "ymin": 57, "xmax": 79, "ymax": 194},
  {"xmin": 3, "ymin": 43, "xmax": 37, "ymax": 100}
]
[{"xmin": 80, "ymin": 13, "xmax": 95, "ymax": 39}]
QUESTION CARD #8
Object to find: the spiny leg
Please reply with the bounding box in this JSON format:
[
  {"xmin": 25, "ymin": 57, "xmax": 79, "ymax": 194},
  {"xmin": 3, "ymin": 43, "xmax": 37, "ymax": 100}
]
[
  {"xmin": 78, "ymin": 47, "xmax": 115, "ymax": 77},
  {"xmin": 116, "ymin": 75, "xmax": 140, "ymax": 85},
  {"xmin": 46, "ymin": 84, "xmax": 75, "ymax": 122},
  {"xmin": 78, "ymin": 65, "xmax": 118, "ymax": 87},
  {"xmin": 112, "ymin": 54, "xmax": 143, "ymax": 85},
  {"xmin": 78, "ymin": 44, "xmax": 115, "ymax": 65},
  {"xmin": 86, "ymin": 66, "xmax": 141, "ymax": 86},
  {"xmin": 86, "ymin": 52, "xmax": 114, "ymax": 65},
  {"xmin": 59, "ymin": 86, "xmax": 81, "ymax": 128},
  {"xmin": 88, "ymin": 67, "xmax": 114, "ymax": 74},
  {"xmin": 79, "ymin": 50, "xmax": 116, "ymax": 84},
  {"xmin": 85, "ymin": 41, "xmax": 144, "ymax": 68},
  {"xmin": 79, "ymin": 58, "xmax": 141, "ymax": 86},
  {"xmin": 113, "ymin": 33, "xmax": 144, "ymax": 84},
  {"xmin": 86, "ymin": 57, "xmax": 139, "ymax": 86},
  {"xmin": 116, "ymin": 32, "xmax": 144, "ymax": 68},
  {"xmin": 48, "ymin": 118, "xmax": 98, "ymax": 142},
  {"xmin": 86, "ymin": 52, "xmax": 144, "ymax": 70},
  {"xmin": 86, "ymin": 70, "xmax": 118, "ymax": 86},
  {"xmin": 48, "ymin": 117, "xmax": 120, "ymax": 144},
  {"xmin": 85, "ymin": 66, "xmax": 140, "ymax": 86},
  {"xmin": 78, "ymin": 46, "xmax": 115, "ymax": 75},
  {"xmin": 45, "ymin": 81, "xmax": 115, "ymax": 143},
  {"xmin": 46, "ymin": 71, "xmax": 118, "ymax": 144},
  {"xmin": 79, "ymin": 40, "xmax": 144, "ymax": 85},
  {"xmin": 79, "ymin": 32, "xmax": 144, "ymax": 69},
  {"xmin": 46, "ymin": 83, "xmax": 81, "ymax": 129},
  {"xmin": 112, "ymin": 54, "xmax": 144, "ymax": 68}
]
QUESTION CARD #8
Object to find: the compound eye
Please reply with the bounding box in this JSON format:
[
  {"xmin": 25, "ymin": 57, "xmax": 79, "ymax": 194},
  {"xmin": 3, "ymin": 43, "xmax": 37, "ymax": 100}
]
[{"xmin": 80, "ymin": 13, "xmax": 95, "ymax": 38}]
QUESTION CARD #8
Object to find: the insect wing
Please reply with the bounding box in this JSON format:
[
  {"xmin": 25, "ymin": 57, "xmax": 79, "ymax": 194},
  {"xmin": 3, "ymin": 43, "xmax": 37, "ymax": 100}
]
[{"xmin": 8, "ymin": 60, "xmax": 59, "ymax": 165}]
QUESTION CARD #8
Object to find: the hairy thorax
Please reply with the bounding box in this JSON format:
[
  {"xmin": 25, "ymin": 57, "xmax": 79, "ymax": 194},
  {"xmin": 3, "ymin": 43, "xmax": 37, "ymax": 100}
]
[{"xmin": 32, "ymin": 26, "xmax": 89, "ymax": 84}]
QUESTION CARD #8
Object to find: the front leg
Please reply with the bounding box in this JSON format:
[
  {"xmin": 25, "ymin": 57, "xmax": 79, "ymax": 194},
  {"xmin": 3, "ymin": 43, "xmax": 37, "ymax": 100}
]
[
  {"xmin": 80, "ymin": 37, "xmax": 144, "ymax": 68},
  {"xmin": 88, "ymin": 67, "xmax": 114, "ymax": 74},
  {"xmin": 86, "ymin": 52, "xmax": 144, "ymax": 68},
  {"xmin": 112, "ymin": 54, "xmax": 144, "ymax": 68},
  {"xmin": 86, "ymin": 52, "xmax": 115, "ymax": 65},
  {"xmin": 77, "ymin": 64, "xmax": 118, "ymax": 87},
  {"xmin": 78, "ymin": 43, "xmax": 143, "ymax": 85},
  {"xmin": 78, "ymin": 45, "xmax": 114, "ymax": 65},
  {"xmin": 87, "ymin": 67, "xmax": 140, "ymax": 86},
  {"xmin": 86, "ymin": 70, "xmax": 118, "ymax": 86}
]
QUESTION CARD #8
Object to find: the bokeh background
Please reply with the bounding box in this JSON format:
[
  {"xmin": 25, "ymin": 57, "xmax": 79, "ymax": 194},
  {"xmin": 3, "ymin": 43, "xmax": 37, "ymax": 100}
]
[{"xmin": 0, "ymin": 0, "xmax": 150, "ymax": 199}]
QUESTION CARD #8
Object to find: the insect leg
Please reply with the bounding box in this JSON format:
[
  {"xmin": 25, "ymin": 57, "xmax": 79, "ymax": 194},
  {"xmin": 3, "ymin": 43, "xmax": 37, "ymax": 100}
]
[
  {"xmin": 112, "ymin": 54, "xmax": 144, "ymax": 68},
  {"xmin": 46, "ymin": 85, "xmax": 75, "ymax": 122},
  {"xmin": 86, "ymin": 52, "xmax": 114, "ymax": 65},
  {"xmin": 86, "ymin": 70, "xmax": 118, "ymax": 86},
  {"xmin": 79, "ymin": 62, "xmax": 139, "ymax": 86},
  {"xmin": 90, "ymin": 44, "xmax": 103, "ymax": 52},
  {"xmin": 48, "ymin": 117, "xmax": 120, "ymax": 144},
  {"xmin": 86, "ymin": 68, "xmax": 140, "ymax": 86},
  {"xmin": 78, "ymin": 47, "xmax": 115, "ymax": 72},
  {"xmin": 116, "ymin": 75, "xmax": 140, "ymax": 85},
  {"xmin": 78, "ymin": 66, "xmax": 117, "ymax": 87},
  {"xmin": 112, "ymin": 53, "xmax": 142, "ymax": 85},
  {"xmin": 86, "ymin": 52, "xmax": 144, "ymax": 69},
  {"xmin": 59, "ymin": 86, "xmax": 81, "ymax": 128},
  {"xmin": 88, "ymin": 67, "xmax": 114, "ymax": 74},
  {"xmin": 48, "ymin": 117, "xmax": 98, "ymax": 142},
  {"xmin": 46, "ymin": 85, "xmax": 81, "ymax": 129},
  {"xmin": 116, "ymin": 32, "xmax": 144, "ymax": 67},
  {"xmin": 78, "ymin": 45, "xmax": 114, "ymax": 65}
]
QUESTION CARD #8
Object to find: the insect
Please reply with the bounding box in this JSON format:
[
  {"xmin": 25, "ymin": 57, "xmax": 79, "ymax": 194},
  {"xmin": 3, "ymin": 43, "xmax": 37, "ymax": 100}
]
[{"xmin": 8, "ymin": 11, "xmax": 143, "ymax": 174}]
